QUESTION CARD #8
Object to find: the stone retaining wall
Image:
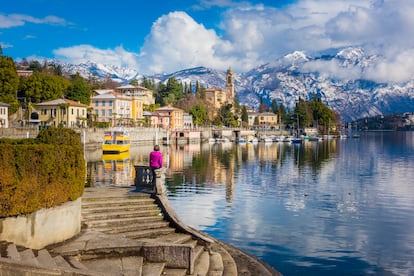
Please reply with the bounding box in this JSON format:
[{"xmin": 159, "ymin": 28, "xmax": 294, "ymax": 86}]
[{"xmin": 0, "ymin": 198, "xmax": 81, "ymax": 250}]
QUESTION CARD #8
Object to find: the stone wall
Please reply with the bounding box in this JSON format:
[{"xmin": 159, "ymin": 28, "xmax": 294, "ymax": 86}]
[{"xmin": 0, "ymin": 198, "xmax": 81, "ymax": 250}]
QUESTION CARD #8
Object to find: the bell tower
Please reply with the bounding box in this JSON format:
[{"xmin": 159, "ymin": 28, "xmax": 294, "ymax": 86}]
[{"xmin": 225, "ymin": 67, "xmax": 235, "ymax": 100}]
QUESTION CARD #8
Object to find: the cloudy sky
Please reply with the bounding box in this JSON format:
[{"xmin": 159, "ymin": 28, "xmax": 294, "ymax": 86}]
[{"xmin": 1, "ymin": 0, "xmax": 414, "ymax": 80}]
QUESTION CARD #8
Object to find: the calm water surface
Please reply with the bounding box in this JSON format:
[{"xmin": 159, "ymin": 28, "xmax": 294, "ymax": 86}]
[{"xmin": 86, "ymin": 132, "xmax": 414, "ymax": 276}]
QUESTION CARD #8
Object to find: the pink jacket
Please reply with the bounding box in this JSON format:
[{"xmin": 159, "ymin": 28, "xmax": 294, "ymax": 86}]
[{"xmin": 149, "ymin": 151, "xmax": 163, "ymax": 168}]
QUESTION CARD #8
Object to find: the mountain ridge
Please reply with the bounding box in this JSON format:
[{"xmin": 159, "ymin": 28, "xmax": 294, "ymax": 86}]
[{"xmin": 51, "ymin": 47, "xmax": 414, "ymax": 122}]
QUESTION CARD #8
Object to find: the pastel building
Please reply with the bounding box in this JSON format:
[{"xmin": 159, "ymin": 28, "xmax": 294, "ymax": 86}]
[
  {"xmin": 0, "ymin": 102, "xmax": 10, "ymax": 128},
  {"xmin": 92, "ymin": 92, "xmax": 132, "ymax": 126},
  {"xmin": 34, "ymin": 98, "xmax": 88, "ymax": 128}
]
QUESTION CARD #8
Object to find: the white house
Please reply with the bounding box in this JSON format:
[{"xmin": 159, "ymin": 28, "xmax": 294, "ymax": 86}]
[{"xmin": 0, "ymin": 102, "xmax": 10, "ymax": 128}]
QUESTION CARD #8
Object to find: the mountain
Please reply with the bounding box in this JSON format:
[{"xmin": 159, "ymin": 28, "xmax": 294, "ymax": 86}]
[
  {"xmin": 52, "ymin": 60, "xmax": 142, "ymax": 83},
  {"xmin": 52, "ymin": 47, "xmax": 414, "ymax": 122}
]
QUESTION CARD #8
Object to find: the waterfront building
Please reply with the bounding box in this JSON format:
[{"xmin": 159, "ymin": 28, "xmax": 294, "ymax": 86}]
[
  {"xmin": 34, "ymin": 98, "xmax": 89, "ymax": 128},
  {"xmin": 0, "ymin": 102, "xmax": 10, "ymax": 128},
  {"xmin": 154, "ymin": 105, "xmax": 184, "ymax": 130},
  {"xmin": 258, "ymin": 112, "xmax": 278, "ymax": 128},
  {"xmin": 183, "ymin": 113, "xmax": 194, "ymax": 129},
  {"xmin": 92, "ymin": 92, "xmax": 132, "ymax": 127},
  {"xmin": 115, "ymin": 85, "xmax": 155, "ymax": 120}
]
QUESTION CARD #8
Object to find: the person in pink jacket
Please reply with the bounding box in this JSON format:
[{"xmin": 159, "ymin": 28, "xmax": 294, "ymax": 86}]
[{"xmin": 149, "ymin": 145, "xmax": 163, "ymax": 179}]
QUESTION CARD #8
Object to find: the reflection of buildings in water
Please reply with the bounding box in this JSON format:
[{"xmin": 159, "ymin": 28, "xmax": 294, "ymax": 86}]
[
  {"xmin": 257, "ymin": 143, "xmax": 279, "ymax": 162},
  {"xmin": 166, "ymin": 144, "xmax": 201, "ymax": 175}
]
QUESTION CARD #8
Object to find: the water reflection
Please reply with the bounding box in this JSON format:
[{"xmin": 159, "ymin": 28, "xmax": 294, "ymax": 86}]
[{"xmin": 85, "ymin": 133, "xmax": 414, "ymax": 275}]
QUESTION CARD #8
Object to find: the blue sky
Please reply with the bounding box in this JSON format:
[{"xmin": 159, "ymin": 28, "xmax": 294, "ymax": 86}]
[{"xmin": 1, "ymin": 0, "xmax": 414, "ymax": 82}]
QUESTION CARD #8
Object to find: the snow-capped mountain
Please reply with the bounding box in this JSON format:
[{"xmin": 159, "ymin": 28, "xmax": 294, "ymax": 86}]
[
  {"xmin": 52, "ymin": 47, "xmax": 414, "ymax": 122},
  {"xmin": 52, "ymin": 60, "xmax": 142, "ymax": 83}
]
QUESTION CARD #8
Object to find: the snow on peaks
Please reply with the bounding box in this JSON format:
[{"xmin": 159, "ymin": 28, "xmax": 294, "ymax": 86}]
[
  {"xmin": 283, "ymin": 51, "xmax": 310, "ymax": 63},
  {"xmin": 336, "ymin": 47, "xmax": 364, "ymax": 60}
]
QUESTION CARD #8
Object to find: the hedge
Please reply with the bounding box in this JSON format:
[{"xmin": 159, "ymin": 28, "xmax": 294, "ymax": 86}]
[{"xmin": 0, "ymin": 128, "xmax": 85, "ymax": 217}]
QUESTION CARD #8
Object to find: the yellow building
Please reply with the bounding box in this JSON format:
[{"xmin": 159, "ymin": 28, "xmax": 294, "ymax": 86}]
[
  {"xmin": 92, "ymin": 92, "xmax": 132, "ymax": 126},
  {"xmin": 115, "ymin": 85, "xmax": 155, "ymax": 120},
  {"xmin": 34, "ymin": 98, "xmax": 88, "ymax": 128},
  {"xmin": 257, "ymin": 112, "xmax": 278, "ymax": 128},
  {"xmin": 154, "ymin": 105, "xmax": 184, "ymax": 130}
]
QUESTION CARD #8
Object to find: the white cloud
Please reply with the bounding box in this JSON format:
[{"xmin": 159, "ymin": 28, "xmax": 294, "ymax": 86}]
[
  {"xmin": 137, "ymin": 11, "xmax": 233, "ymax": 74},
  {"xmin": 364, "ymin": 49, "xmax": 414, "ymax": 83},
  {"xmin": 301, "ymin": 59, "xmax": 362, "ymax": 80},
  {"xmin": 51, "ymin": 0, "xmax": 414, "ymax": 83},
  {"xmin": 0, "ymin": 13, "xmax": 69, "ymax": 28},
  {"xmin": 53, "ymin": 45, "xmax": 140, "ymax": 68}
]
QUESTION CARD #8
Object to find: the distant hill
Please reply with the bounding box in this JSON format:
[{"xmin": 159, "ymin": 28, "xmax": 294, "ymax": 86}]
[{"xmin": 51, "ymin": 47, "xmax": 414, "ymax": 122}]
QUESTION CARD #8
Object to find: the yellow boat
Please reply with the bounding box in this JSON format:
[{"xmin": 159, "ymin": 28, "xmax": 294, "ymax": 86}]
[{"xmin": 102, "ymin": 129, "xmax": 131, "ymax": 154}]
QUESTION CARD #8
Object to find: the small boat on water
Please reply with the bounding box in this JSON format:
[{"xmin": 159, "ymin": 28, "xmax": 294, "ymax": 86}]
[
  {"xmin": 291, "ymin": 137, "xmax": 303, "ymax": 144},
  {"xmin": 102, "ymin": 129, "xmax": 131, "ymax": 154}
]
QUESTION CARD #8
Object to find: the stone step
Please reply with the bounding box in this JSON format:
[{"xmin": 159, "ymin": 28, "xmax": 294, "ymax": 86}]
[
  {"xmin": 3, "ymin": 243, "xmax": 95, "ymax": 275},
  {"xmin": 82, "ymin": 208, "xmax": 161, "ymax": 220},
  {"xmin": 97, "ymin": 221, "xmax": 171, "ymax": 235},
  {"xmin": 6, "ymin": 243, "xmax": 21, "ymax": 261},
  {"xmin": 82, "ymin": 194, "xmax": 151, "ymax": 202},
  {"xmin": 162, "ymin": 268, "xmax": 188, "ymax": 276},
  {"xmin": 54, "ymin": 255, "xmax": 73, "ymax": 270},
  {"xmin": 82, "ymin": 256, "xmax": 144, "ymax": 276},
  {"xmin": 193, "ymin": 250, "xmax": 210, "ymax": 276},
  {"xmin": 82, "ymin": 204, "xmax": 159, "ymax": 214},
  {"xmin": 142, "ymin": 262, "xmax": 165, "ymax": 276},
  {"xmin": 208, "ymin": 251, "xmax": 225, "ymax": 276},
  {"xmin": 124, "ymin": 227, "xmax": 176, "ymax": 239},
  {"xmin": 212, "ymin": 246, "xmax": 238, "ymax": 276},
  {"xmin": 84, "ymin": 215, "xmax": 164, "ymax": 228},
  {"xmin": 20, "ymin": 248, "xmax": 39, "ymax": 266},
  {"xmin": 140, "ymin": 232, "xmax": 194, "ymax": 245},
  {"xmin": 82, "ymin": 198, "xmax": 155, "ymax": 208},
  {"xmin": 37, "ymin": 249, "xmax": 58, "ymax": 269}
]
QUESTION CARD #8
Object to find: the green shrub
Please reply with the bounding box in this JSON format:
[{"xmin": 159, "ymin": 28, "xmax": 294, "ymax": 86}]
[{"xmin": 0, "ymin": 128, "xmax": 85, "ymax": 217}]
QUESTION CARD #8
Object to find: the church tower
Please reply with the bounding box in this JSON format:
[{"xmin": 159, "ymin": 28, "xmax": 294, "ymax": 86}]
[{"xmin": 225, "ymin": 67, "xmax": 235, "ymax": 100}]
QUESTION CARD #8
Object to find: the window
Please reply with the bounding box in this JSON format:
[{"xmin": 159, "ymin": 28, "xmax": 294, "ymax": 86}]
[
  {"xmin": 95, "ymin": 101, "xmax": 99, "ymax": 106},
  {"xmin": 109, "ymin": 101, "xmax": 113, "ymax": 106},
  {"xmin": 109, "ymin": 109, "xmax": 112, "ymax": 116},
  {"xmin": 95, "ymin": 110, "xmax": 99, "ymax": 115},
  {"xmin": 102, "ymin": 101, "xmax": 106, "ymax": 107},
  {"xmin": 102, "ymin": 110, "xmax": 106, "ymax": 116}
]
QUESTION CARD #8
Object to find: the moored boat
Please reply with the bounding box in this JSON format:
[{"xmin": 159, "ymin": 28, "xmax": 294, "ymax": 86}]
[{"xmin": 102, "ymin": 129, "xmax": 131, "ymax": 154}]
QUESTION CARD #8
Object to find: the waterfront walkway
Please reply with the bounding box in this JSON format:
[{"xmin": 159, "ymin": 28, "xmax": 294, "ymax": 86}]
[{"xmin": 0, "ymin": 185, "xmax": 280, "ymax": 275}]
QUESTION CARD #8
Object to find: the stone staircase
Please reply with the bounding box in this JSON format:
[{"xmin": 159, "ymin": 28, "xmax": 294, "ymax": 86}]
[
  {"xmin": 76, "ymin": 188, "xmax": 238, "ymax": 276},
  {"xmin": 0, "ymin": 242, "xmax": 98, "ymax": 275},
  {"xmin": 0, "ymin": 186, "xmax": 279, "ymax": 275}
]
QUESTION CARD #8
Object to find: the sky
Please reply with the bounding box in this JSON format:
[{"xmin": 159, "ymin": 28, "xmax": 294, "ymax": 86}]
[{"xmin": 1, "ymin": 0, "xmax": 414, "ymax": 82}]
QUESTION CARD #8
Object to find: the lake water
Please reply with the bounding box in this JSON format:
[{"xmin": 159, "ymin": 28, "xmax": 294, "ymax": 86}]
[{"xmin": 86, "ymin": 131, "xmax": 414, "ymax": 276}]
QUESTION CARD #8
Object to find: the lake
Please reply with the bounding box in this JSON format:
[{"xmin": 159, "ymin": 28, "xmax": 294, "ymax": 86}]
[{"xmin": 86, "ymin": 131, "xmax": 414, "ymax": 276}]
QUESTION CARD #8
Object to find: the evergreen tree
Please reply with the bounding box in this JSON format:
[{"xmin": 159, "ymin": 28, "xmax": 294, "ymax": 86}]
[
  {"xmin": 258, "ymin": 96, "xmax": 269, "ymax": 113},
  {"xmin": 271, "ymin": 99, "xmax": 278, "ymax": 114},
  {"xmin": 278, "ymin": 103, "xmax": 286, "ymax": 122},
  {"xmin": 66, "ymin": 73, "xmax": 91, "ymax": 105},
  {"xmin": 241, "ymin": 106, "xmax": 249, "ymax": 124},
  {"xmin": 129, "ymin": 79, "xmax": 139, "ymax": 86},
  {"xmin": 0, "ymin": 56, "xmax": 19, "ymax": 112},
  {"xmin": 21, "ymin": 72, "xmax": 71, "ymax": 103},
  {"xmin": 190, "ymin": 103, "xmax": 208, "ymax": 126}
]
